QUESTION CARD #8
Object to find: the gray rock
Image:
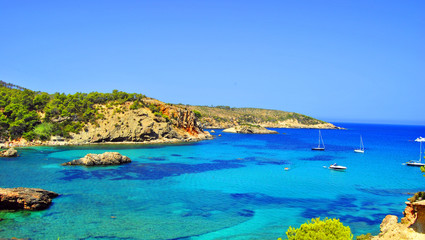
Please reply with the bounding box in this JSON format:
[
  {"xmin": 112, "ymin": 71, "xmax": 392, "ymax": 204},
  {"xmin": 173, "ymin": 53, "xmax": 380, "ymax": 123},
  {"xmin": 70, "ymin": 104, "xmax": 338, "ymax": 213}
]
[{"xmin": 62, "ymin": 152, "xmax": 131, "ymax": 166}]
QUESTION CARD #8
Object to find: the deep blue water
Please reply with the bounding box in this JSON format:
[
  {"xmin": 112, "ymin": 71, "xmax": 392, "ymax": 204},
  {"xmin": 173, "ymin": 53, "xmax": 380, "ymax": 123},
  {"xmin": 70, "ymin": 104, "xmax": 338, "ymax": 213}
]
[{"xmin": 0, "ymin": 123, "xmax": 425, "ymax": 239}]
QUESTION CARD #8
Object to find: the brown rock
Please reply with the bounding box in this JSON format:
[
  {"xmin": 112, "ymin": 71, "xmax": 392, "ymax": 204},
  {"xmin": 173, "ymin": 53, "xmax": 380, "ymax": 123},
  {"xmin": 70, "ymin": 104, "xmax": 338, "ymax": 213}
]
[
  {"xmin": 402, "ymin": 201, "xmax": 416, "ymax": 225},
  {"xmin": 372, "ymin": 199, "xmax": 425, "ymax": 240},
  {"xmin": 0, "ymin": 148, "xmax": 17, "ymax": 157},
  {"xmin": 411, "ymin": 200, "xmax": 425, "ymax": 233},
  {"xmin": 62, "ymin": 152, "xmax": 131, "ymax": 166},
  {"xmin": 0, "ymin": 187, "xmax": 59, "ymax": 210}
]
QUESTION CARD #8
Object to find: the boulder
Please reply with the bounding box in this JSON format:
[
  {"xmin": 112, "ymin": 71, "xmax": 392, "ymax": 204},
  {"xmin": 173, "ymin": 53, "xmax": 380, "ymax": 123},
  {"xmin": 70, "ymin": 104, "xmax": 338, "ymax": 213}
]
[
  {"xmin": 0, "ymin": 187, "xmax": 59, "ymax": 210},
  {"xmin": 62, "ymin": 152, "xmax": 131, "ymax": 166},
  {"xmin": 0, "ymin": 148, "xmax": 17, "ymax": 157},
  {"xmin": 223, "ymin": 125, "xmax": 278, "ymax": 134}
]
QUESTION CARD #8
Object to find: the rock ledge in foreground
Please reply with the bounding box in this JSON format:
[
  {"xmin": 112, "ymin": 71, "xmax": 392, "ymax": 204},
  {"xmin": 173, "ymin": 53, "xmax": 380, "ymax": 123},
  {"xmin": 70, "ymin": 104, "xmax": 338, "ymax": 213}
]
[
  {"xmin": 0, "ymin": 187, "xmax": 59, "ymax": 210},
  {"xmin": 62, "ymin": 152, "xmax": 131, "ymax": 166}
]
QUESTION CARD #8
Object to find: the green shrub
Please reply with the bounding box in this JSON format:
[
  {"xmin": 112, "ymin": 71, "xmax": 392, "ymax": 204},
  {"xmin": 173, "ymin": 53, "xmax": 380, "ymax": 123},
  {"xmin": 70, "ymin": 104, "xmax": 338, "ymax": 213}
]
[
  {"xmin": 280, "ymin": 217, "xmax": 353, "ymax": 240},
  {"xmin": 408, "ymin": 191, "xmax": 425, "ymax": 203},
  {"xmin": 193, "ymin": 110, "xmax": 202, "ymax": 118},
  {"xmin": 33, "ymin": 122, "xmax": 54, "ymax": 140},
  {"xmin": 149, "ymin": 104, "xmax": 160, "ymax": 113},
  {"xmin": 356, "ymin": 233, "xmax": 372, "ymax": 240},
  {"xmin": 130, "ymin": 101, "xmax": 141, "ymax": 110}
]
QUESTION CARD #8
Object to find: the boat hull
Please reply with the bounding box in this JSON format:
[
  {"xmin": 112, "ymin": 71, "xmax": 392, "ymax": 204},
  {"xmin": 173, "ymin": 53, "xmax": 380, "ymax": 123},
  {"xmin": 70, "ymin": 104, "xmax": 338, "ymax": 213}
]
[
  {"xmin": 329, "ymin": 166, "xmax": 346, "ymax": 170},
  {"xmin": 406, "ymin": 161, "xmax": 425, "ymax": 167},
  {"xmin": 312, "ymin": 148, "xmax": 325, "ymax": 151},
  {"xmin": 354, "ymin": 149, "xmax": 364, "ymax": 153}
]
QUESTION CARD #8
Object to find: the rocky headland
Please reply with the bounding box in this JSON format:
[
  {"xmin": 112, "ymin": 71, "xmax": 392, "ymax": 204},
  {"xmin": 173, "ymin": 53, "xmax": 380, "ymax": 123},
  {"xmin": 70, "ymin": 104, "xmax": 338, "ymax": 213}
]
[
  {"xmin": 0, "ymin": 148, "xmax": 17, "ymax": 157},
  {"xmin": 223, "ymin": 125, "xmax": 278, "ymax": 134},
  {"xmin": 182, "ymin": 105, "xmax": 341, "ymax": 129},
  {"xmin": 62, "ymin": 152, "xmax": 131, "ymax": 166},
  {"xmin": 67, "ymin": 99, "xmax": 212, "ymax": 145},
  {"xmin": 0, "ymin": 187, "xmax": 59, "ymax": 211}
]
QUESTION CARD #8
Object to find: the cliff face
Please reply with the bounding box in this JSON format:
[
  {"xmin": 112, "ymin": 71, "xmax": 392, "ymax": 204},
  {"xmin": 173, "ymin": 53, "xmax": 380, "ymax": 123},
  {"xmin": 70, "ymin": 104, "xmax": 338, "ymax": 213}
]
[{"xmin": 69, "ymin": 100, "xmax": 211, "ymax": 144}]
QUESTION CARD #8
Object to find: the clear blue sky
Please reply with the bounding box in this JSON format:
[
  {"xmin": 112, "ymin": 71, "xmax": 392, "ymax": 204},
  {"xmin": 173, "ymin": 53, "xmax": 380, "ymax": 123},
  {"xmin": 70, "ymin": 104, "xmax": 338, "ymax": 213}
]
[{"xmin": 1, "ymin": 1, "xmax": 424, "ymax": 125}]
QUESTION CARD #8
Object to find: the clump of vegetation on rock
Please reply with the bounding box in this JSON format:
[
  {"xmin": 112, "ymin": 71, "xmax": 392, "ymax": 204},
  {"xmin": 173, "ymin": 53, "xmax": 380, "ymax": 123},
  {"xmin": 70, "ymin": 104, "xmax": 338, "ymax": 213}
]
[
  {"xmin": 355, "ymin": 233, "xmax": 372, "ymax": 240},
  {"xmin": 408, "ymin": 191, "xmax": 425, "ymax": 203},
  {"xmin": 279, "ymin": 217, "xmax": 353, "ymax": 240}
]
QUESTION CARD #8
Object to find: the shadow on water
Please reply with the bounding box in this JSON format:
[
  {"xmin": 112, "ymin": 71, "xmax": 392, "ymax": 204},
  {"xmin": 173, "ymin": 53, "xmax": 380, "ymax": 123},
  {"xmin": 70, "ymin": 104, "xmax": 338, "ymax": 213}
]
[
  {"xmin": 300, "ymin": 155, "xmax": 345, "ymax": 162},
  {"xmin": 60, "ymin": 161, "xmax": 246, "ymax": 181}
]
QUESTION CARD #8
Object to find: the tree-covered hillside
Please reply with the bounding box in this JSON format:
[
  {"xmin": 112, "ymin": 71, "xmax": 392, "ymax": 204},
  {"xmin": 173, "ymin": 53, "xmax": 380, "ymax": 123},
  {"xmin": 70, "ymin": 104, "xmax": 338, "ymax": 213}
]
[{"xmin": 0, "ymin": 81, "xmax": 145, "ymax": 141}]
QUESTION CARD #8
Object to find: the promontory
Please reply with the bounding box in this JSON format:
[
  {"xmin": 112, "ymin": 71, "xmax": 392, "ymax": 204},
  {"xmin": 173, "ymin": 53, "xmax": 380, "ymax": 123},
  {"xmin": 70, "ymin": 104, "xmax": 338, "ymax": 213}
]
[{"xmin": 0, "ymin": 80, "xmax": 339, "ymax": 147}]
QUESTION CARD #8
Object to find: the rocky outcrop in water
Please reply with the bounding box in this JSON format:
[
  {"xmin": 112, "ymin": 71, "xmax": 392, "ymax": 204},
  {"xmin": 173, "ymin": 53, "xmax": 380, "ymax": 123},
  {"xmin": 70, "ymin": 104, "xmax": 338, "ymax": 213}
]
[
  {"xmin": 223, "ymin": 125, "xmax": 278, "ymax": 134},
  {"xmin": 0, "ymin": 148, "xmax": 17, "ymax": 157},
  {"xmin": 372, "ymin": 200, "xmax": 425, "ymax": 240},
  {"xmin": 0, "ymin": 187, "xmax": 59, "ymax": 210},
  {"xmin": 61, "ymin": 152, "xmax": 131, "ymax": 166}
]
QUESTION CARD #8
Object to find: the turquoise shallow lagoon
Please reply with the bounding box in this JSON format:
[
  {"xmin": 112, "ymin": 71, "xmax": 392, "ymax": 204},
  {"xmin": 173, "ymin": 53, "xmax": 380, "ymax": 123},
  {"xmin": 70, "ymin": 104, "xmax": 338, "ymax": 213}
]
[{"xmin": 1, "ymin": 123, "xmax": 425, "ymax": 239}]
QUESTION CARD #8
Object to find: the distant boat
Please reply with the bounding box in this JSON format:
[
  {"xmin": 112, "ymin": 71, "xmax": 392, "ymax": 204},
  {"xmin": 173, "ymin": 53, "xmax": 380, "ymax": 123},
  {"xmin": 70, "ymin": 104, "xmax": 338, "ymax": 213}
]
[
  {"xmin": 406, "ymin": 137, "xmax": 425, "ymax": 167},
  {"xmin": 329, "ymin": 163, "xmax": 346, "ymax": 170},
  {"xmin": 312, "ymin": 130, "xmax": 325, "ymax": 151},
  {"xmin": 354, "ymin": 135, "xmax": 364, "ymax": 153}
]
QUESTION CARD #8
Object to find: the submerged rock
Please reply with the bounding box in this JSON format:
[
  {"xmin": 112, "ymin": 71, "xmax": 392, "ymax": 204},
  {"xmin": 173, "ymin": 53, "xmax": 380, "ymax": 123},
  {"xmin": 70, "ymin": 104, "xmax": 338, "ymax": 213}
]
[
  {"xmin": 0, "ymin": 148, "xmax": 17, "ymax": 157},
  {"xmin": 0, "ymin": 187, "xmax": 59, "ymax": 210},
  {"xmin": 62, "ymin": 152, "xmax": 131, "ymax": 166},
  {"xmin": 223, "ymin": 125, "xmax": 278, "ymax": 134}
]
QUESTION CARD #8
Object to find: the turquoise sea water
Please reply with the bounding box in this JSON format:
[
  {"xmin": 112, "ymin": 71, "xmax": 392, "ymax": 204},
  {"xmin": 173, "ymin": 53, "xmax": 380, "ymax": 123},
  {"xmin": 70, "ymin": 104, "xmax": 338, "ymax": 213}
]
[{"xmin": 1, "ymin": 123, "xmax": 425, "ymax": 239}]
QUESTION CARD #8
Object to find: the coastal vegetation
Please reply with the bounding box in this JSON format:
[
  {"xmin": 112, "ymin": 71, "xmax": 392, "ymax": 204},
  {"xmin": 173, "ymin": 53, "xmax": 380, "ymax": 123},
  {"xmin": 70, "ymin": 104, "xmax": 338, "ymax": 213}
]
[
  {"xmin": 279, "ymin": 217, "xmax": 353, "ymax": 240},
  {"xmin": 0, "ymin": 81, "xmax": 146, "ymax": 141},
  {"xmin": 180, "ymin": 105, "xmax": 338, "ymax": 129}
]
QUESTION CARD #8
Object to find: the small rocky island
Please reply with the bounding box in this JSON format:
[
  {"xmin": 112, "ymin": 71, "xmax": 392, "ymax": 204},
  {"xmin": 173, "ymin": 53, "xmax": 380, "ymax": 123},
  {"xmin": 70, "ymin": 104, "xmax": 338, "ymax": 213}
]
[
  {"xmin": 0, "ymin": 187, "xmax": 59, "ymax": 210},
  {"xmin": 62, "ymin": 152, "xmax": 131, "ymax": 166},
  {"xmin": 223, "ymin": 125, "xmax": 278, "ymax": 134},
  {"xmin": 0, "ymin": 148, "xmax": 17, "ymax": 157}
]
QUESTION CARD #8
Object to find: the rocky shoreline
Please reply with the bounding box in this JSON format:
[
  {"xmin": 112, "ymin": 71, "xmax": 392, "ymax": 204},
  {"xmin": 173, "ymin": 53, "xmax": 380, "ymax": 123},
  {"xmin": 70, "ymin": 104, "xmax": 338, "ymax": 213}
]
[{"xmin": 1, "ymin": 133, "xmax": 213, "ymax": 149}]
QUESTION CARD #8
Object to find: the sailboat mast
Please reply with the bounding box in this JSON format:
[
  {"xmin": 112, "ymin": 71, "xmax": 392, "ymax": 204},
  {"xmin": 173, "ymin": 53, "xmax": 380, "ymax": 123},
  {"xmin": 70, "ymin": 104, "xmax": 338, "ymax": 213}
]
[
  {"xmin": 318, "ymin": 130, "xmax": 321, "ymax": 148},
  {"xmin": 420, "ymin": 141, "xmax": 423, "ymax": 162}
]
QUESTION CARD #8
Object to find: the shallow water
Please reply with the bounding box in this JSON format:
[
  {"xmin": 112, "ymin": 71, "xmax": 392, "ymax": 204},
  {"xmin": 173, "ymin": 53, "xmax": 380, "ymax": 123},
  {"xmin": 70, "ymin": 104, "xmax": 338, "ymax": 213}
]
[{"xmin": 1, "ymin": 123, "xmax": 424, "ymax": 239}]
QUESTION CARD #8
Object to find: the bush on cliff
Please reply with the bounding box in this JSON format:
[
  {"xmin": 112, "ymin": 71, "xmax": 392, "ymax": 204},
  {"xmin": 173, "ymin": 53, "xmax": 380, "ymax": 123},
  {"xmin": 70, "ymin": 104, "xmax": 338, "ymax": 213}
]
[
  {"xmin": 408, "ymin": 191, "xmax": 425, "ymax": 203},
  {"xmin": 279, "ymin": 217, "xmax": 353, "ymax": 240}
]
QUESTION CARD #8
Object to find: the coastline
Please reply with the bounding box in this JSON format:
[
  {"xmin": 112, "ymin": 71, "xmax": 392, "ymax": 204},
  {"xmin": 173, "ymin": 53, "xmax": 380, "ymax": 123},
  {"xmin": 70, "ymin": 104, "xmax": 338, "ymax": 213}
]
[{"xmin": 1, "ymin": 134, "xmax": 213, "ymax": 149}]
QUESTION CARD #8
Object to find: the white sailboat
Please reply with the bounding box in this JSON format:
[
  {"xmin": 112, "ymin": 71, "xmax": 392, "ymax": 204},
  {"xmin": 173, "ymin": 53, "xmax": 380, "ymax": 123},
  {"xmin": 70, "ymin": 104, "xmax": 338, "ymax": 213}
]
[
  {"xmin": 354, "ymin": 135, "xmax": 364, "ymax": 153},
  {"xmin": 312, "ymin": 130, "xmax": 325, "ymax": 151},
  {"xmin": 406, "ymin": 137, "xmax": 425, "ymax": 167}
]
